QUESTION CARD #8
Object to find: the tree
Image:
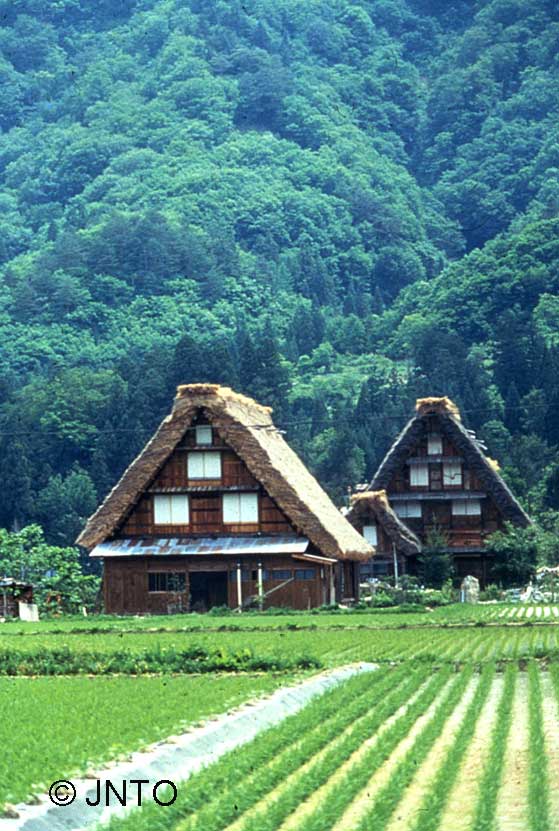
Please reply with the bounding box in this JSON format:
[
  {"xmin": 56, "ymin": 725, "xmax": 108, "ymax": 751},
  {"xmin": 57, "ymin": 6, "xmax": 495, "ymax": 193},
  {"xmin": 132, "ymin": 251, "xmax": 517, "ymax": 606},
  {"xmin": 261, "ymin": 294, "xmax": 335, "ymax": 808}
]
[
  {"xmin": 486, "ymin": 524, "xmax": 539, "ymax": 587},
  {"xmin": 418, "ymin": 527, "xmax": 454, "ymax": 588},
  {"xmin": 0, "ymin": 525, "xmax": 100, "ymax": 613}
]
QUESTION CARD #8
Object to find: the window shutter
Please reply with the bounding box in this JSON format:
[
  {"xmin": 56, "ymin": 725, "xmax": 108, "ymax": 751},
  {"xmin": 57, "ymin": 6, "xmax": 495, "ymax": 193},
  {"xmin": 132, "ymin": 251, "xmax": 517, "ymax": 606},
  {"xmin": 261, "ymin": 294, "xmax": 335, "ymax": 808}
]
[
  {"xmin": 363, "ymin": 524, "xmax": 378, "ymax": 545},
  {"xmin": 154, "ymin": 495, "xmax": 172, "ymax": 524},
  {"xmin": 188, "ymin": 451, "xmax": 222, "ymax": 479},
  {"xmin": 170, "ymin": 494, "xmax": 189, "ymax": 524},
  {"xmin": 223, "ymin": 494, "xmax": 240, "ymax": 523},
  {"xmin": 188, "ymin": 453, "xmax": 204, "ymax": 479},
  {"xmin": 240, "ymin": 493, "xmax": 258, "ymax": 523},
  {"xmin": 223, "ymin": 493, "xmax": 258, "ymax": 523},
  {"xmin": 204, "ymin": 451, "xmax": 222, "ymax": 478},
  {"xmin": 443, "ymin": 462, "xmax": 462, "ymax": 486},
  {"xmin": 428, "ymin": 434, "xmax": 443, "ymax": 455},
  {"xmin": 410, "ymin": 463, "xmax": 429, "ymax": 487},
  {"xmin": 196, "ymin": 425, "xmax": 212, "ymax": 445}
]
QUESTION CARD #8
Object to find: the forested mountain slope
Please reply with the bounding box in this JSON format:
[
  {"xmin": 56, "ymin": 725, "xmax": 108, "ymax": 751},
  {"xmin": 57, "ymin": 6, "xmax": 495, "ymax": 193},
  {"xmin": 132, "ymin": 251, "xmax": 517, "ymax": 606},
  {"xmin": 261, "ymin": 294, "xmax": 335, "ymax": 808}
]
[{"xmin": 1, "ymin": 0, "xmax": 559, "ymax": 544}]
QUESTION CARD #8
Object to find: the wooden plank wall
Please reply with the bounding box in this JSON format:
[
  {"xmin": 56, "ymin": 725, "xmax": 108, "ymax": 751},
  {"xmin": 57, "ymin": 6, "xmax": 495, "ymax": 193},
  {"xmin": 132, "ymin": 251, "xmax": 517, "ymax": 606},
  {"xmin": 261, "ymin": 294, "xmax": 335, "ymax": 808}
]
[{"xmin": 103, "ymin": 556, "xmax": 326, "ymax": 613}]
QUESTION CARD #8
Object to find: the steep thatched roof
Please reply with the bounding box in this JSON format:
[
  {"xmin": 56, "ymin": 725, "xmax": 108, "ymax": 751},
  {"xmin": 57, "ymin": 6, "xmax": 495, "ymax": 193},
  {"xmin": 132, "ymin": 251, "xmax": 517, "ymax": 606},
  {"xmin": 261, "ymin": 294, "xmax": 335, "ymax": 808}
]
[
  {"xmin": 346, "ymin": 490, "xmax": 421, "ymax": 556},
  {"xmin": 370, "ymin": 397, "xmax": 531, "ymax": 527},
  {"xmin": 77, "ymin": 384, "xmax": 372, "ymax": 561}
]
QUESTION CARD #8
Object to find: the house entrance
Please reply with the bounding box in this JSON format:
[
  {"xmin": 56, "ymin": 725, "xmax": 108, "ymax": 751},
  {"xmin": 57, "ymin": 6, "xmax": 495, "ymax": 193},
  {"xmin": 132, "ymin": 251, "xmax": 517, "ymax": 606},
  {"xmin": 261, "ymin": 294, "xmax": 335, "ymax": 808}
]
[{"xmin": 189, "ymin": 571, "xmax": 228, "ymax": 612}]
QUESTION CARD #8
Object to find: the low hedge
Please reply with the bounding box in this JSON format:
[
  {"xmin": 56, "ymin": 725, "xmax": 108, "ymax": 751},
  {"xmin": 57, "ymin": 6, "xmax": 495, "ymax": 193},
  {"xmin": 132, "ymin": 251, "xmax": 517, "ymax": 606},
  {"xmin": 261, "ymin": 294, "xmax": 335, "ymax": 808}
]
[{"xmin": 0, "ymin": 646, "xmax": 321, "ymax": 676}]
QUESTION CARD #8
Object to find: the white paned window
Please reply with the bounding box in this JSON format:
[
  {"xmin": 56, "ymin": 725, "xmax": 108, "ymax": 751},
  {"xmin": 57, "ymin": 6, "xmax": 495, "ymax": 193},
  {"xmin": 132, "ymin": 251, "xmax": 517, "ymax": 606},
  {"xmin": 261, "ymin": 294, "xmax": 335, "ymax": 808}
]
[
  {"xmin": 223, "ymin": 493, "xmax": 259, "ymax": 524},
  {"xmin": 452, "ymin": 499, "xmax": 481, "ymax": 516},
  {"xmin": 428, "ymin": 434, "xmax": 443, "ymax": 455},
  {"xmin": 443, "ymin": 462, "xmax": 462, "ymax": 487},
  {"xmin": 363, "ymin": 524, "xmax": 378, "ymax": 546},
  {"xmin": 443, "ymin": 461, "xmax": 462, "ymax": 487},
  {"xmin": 195, "ymin": 425, "xmax": 213, "ymax": 445},
  {"xmin": 188, "ymin": 451, "xmax": 222, "ymax": 479},
  {"xmin": 394, "ymin": 501, "xmax": 422, "ymax": 519},
  {"xmin": 410, "ymin": 463, "xmax": 429, "ymax": 487},
  {"xmin": 154, "ymin": 494, "xmax": 189, "ymax": 525}
]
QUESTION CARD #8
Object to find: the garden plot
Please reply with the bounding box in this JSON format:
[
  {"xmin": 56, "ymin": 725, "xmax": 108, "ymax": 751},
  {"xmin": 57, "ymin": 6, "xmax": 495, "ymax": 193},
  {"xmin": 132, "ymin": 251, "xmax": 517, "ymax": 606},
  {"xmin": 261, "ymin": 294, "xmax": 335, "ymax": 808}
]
[{"xmin": 98, "ymin": 663, "xmax": 559, "ymax": 831}]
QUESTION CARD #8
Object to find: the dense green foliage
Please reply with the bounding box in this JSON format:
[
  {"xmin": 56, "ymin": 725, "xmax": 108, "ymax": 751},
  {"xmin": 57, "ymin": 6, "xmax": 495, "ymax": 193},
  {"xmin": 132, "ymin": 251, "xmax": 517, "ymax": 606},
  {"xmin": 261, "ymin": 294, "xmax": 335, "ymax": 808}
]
[
  {"xmin": 1, "ymin": 0, "xmax": 559, "ymax": 545},
  {"xmin": 0, "ymin": 673, "xmax": 284, "ymax": 808},
  {"xmin": 0, "ymin": 525, "xmax": 100, "ymax": 611}
]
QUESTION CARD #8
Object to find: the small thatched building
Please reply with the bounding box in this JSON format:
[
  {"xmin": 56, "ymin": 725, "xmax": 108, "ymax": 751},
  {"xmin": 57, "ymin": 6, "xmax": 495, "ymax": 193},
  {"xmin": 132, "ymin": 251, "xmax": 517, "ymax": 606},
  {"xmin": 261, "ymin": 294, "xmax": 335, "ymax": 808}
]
[
  {"xmin": 367, "ymin": 396, "xmax": 531, "ymax": 585},
  {"xmin": 345, "ymin": 490, "xmax": 421, "ymax": 580},
  {"xmin": 77, "ymin": 384, "xmax": 373, "ymax": 613}
]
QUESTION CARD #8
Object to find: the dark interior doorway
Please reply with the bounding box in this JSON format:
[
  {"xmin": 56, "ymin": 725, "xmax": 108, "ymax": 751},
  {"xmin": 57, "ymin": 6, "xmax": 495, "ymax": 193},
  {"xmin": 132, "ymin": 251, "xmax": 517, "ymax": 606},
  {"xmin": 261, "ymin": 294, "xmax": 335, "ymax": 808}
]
[{"xmin": 189, "ymin": 571, "xmax": 228, "ymax": 612}]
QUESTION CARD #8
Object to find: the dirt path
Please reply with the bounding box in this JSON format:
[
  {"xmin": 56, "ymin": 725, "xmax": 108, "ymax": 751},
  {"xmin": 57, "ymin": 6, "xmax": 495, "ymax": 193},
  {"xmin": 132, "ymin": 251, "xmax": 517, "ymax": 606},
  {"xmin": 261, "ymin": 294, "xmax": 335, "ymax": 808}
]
[
  {"xmin": 438, "ymin": 674, "xmax": 504, "ymax": 831},
  {"xmin": 329, "ymin": 678, "xmax": 461, "ymax": 831},
  {"xmin": 495, "ymin": 672, "xmax": 530, "ymax": 831},
  {"xmin": 383, "ymin": 677, "xmax": 480, "ymax": 831},
  {"xmin": 541, "ymin": 673, "xmax": 559, "ymax": 826}
]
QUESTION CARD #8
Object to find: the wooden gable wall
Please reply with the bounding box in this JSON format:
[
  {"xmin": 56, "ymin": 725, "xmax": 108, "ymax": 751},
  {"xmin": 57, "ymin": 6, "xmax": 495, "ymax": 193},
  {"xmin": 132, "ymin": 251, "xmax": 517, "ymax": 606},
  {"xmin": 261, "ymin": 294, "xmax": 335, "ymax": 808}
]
[
  {"xmin": 116, "ymin": 419, "xmax": 294, "ymax": 538},
  {"xmin": 384, "ymin": 420, "xmax": 505, "ymax": 549}
]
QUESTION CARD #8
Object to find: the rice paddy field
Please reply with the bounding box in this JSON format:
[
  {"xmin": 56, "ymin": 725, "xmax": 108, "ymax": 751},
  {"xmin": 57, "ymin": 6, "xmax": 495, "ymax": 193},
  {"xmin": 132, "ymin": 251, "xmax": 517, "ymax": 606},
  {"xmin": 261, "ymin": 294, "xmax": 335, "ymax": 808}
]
[{"xmin": 3, "ymin": 603, "xmax": 559, "ymax": 830}]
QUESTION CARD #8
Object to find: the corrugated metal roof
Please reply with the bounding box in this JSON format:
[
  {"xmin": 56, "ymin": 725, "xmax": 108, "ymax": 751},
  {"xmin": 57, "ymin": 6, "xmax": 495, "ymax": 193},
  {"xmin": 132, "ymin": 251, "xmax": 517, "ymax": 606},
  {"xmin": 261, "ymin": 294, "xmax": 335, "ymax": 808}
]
[{"xmin": 91, "ymin": 536, "xmax": 310, "ymax": 558}]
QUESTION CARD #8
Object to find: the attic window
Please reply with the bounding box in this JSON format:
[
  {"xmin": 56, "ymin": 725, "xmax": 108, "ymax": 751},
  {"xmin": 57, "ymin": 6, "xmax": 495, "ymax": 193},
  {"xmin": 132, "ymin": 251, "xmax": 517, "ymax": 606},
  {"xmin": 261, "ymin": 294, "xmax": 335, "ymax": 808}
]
[
  {"xmin": 452, "ymin": 499, "xmax": 481, "ymax": 516},
  {"xmin": 410, "ymin": 463, "xmax": 429, "ymax": 487},
  {"xmin": 428, "ymin": 434, "xmax": 443, "ymax": 455},
  {"xmin": 362, "ymin": 524, "xmax": 378, "ymax": 546},
  {"xmin": 188, "ymin": 451, "xmax": 222, "ymax": 479},
  {"xmin": 443, "ymin": 461, "xmax": 462, "ymax": 487},
  {"xmin": 223, "ymin": 493, "xmax": 259, "ymax": 524},
  {"xmin": 394, "ymin": 501, "xmax": 421, "ymax": 519},
  {"xmin": 154, "ymin": 494, "xmax": 189, "ymax": 525},
  {"xmin": 195, "ymin": 425, "xmax": 212, "ymax": 445}
]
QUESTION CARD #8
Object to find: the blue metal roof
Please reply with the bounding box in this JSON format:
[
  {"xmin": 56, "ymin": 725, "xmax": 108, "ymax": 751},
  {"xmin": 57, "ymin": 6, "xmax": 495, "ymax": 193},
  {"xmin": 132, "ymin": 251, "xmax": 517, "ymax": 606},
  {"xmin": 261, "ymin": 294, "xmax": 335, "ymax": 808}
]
[{"xmin": 91, "ymin": 536, "xmax": 310, "ymax": 558}]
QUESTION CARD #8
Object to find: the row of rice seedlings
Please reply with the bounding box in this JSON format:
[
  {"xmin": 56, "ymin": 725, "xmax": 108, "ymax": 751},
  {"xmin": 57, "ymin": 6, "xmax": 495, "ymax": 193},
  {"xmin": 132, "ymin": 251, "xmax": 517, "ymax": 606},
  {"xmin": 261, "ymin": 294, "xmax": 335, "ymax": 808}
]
[
  {"xmin": 101, "ymin": 665, "xmax": 411, "ymax": 831},
  {"xmin": 352, "ymin": 667, "xmax": 475, "ymax": 831},
  {"xmin": 470, "ymin": 663, "xmax": 517, "ymax": 830},
  {"xmin": 178, "ymin": 666, "xmax": 433, "ymax": 831},
  {"xmin": 266, "ymin": 667, "xmax": 454, "ymax": 831},
  {"xmin": 409, "ymin": 663, "xmax": 496, "ymax": 831},
  {"xmin": 528, "ymin": 663, "xmax": 551, "ymax": 831}
]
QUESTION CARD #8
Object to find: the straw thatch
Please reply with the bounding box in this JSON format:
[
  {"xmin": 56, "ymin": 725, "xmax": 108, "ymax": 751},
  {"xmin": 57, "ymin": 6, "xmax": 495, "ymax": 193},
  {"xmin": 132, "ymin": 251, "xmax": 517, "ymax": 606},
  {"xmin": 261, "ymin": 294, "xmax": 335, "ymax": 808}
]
[
  {"xmin": 415, "ymin": 396, "xmax": 461, "ymax": 419},
  {"xmin": 77, "ymin": 384, "xmax": 372, "ymax": 561},
  {"xmin": 346, "ymin": 490, "xmax": 421, "ymax": 557},
  {"xmin": 370, "ymin": 398, "xmax": 531, "ymax": 527}
]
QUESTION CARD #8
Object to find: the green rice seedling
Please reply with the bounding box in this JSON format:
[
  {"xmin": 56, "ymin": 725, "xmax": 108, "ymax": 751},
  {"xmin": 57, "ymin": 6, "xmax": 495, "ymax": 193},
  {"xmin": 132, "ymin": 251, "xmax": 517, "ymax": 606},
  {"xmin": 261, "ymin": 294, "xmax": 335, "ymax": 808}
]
[
  {"xmin": 172, "ymin": 665, "xmax": 426, "ymax": 831},
  {"xmin": 527, "ymin": 662, "xmax": 550, "ymax": 831},
  {"xmin": 101, "ymin": 665, "xmax": 429, "ymax": 831},
  {"xmin": 471, "ymin": 663, "xmax": 517, "ymax": 831},
  {"xmin": 353, "ymin": 666, "xmax": 474, "ymax": 831},
  {"xmin": 0, "ymin": 674, "xmax": 283, "ymax": 810},
  {"xmin": 237, "ymin": 667, "xmax": 453, "ymax": 831},
  {"xmin": 410, "ymin": 663, "xmax": 495, "ymax": 831}
]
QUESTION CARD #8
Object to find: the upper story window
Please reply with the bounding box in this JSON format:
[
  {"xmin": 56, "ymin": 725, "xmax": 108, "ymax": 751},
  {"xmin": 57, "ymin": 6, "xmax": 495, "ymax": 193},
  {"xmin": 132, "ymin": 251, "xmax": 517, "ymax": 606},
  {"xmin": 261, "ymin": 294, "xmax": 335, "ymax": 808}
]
[
  {"xmin": 195, "ymin": 425, "xmax": 213, "ymax": 445},
  {"xmin": 154, "ymin": 494, "xmax": 189, "ymax": 525},
  {"xmin": 394, "ymin": 501, "xmax": 422, "ymax": 519},
  {"xmin": 410, "ymin": 463, "xmax": 429, "ymax": 487},
  {"xmin": 443, "ymin": 461, "xmax": 462, "ymax": 487},
  {"xmin": 223, "ymin": 492, "xmax": 259, "ymax": 524},
  {"xmin": 428, "ymin": 434, "xmax": 443, "ymax": 455},
  {"xmin": 362, "ymin": 524, "xmax": 378, "ymax": 546},
  {"xmin": 452, "ymin": 499, "xmax": 481, "ymax": 516},
  {"xmin": 188, "ymin": 451, "xmax": 221, "ymax": 479}
]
